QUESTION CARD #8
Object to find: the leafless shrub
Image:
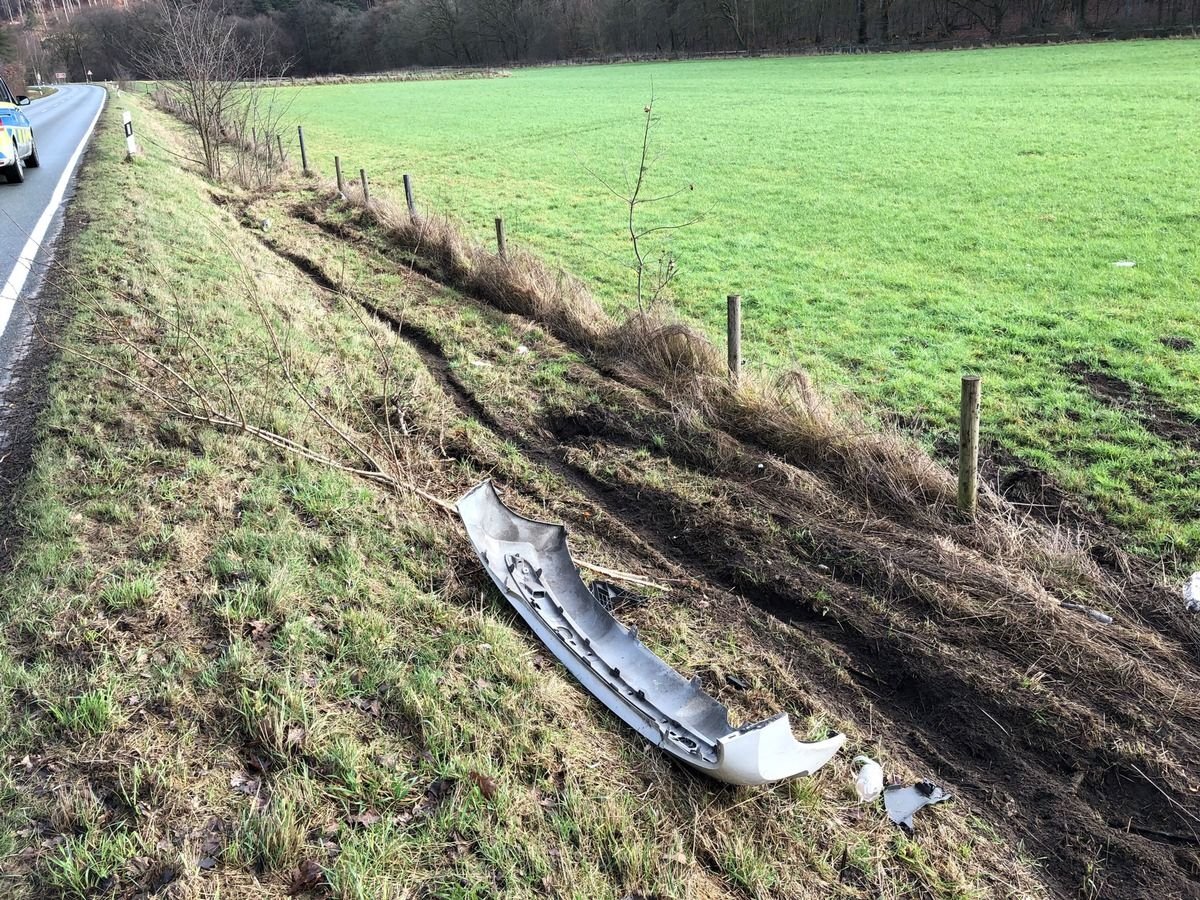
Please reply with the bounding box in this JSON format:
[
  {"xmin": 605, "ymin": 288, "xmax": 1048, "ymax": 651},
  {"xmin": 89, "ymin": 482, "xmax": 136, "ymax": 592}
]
[
  {"xmin": 224, "ymin": 87, "xmax": 296, "ymax": 190},
  {"xmin": 135, "ymin": 0, "xmax": 285, "ymax": 182},
  {"xmin": 583, "ymin": 96, "xmax": 702, "ymax": 319}
]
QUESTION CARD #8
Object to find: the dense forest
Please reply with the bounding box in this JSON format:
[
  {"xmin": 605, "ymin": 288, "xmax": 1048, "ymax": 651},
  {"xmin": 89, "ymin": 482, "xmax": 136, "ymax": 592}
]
[{"xmin": 2, "ymin": 0, "xmax": 1198, "ymax": 82}]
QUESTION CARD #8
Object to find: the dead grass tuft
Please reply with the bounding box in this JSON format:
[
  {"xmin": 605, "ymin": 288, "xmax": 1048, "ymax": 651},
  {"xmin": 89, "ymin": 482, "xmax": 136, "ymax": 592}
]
[
  {"xmin": 365, "ymin": 195, "xmax": 612, "ymax": 349},
  {"xmin": 325, "ymin": 183, "xmax": 1050, "ymax": 557}
]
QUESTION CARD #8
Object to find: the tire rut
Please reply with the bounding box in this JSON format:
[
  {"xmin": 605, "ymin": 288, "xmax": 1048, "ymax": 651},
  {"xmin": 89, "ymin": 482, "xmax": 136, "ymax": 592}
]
[{"xmin": 256, "ymin": 205, "xmax": 1200, "ymax": 900}]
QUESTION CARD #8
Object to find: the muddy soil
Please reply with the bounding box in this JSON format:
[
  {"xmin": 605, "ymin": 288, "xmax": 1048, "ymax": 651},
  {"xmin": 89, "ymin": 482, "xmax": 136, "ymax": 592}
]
[
  {"xmin": 247, "ymin": 194, "xmax": 1200, "ymax": 900},
  {"xmin": 1069, "ymin": 361, "xmax": 1200, "ymax": 452}
]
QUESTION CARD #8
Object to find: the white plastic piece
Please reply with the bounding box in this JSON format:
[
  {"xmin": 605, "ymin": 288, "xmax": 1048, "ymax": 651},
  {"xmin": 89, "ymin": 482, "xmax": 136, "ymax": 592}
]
[
  {"xmin": 1061, "ymin": 600, "xmax": 1113, "ymax": 625},
  {"xmin": 884, "ymin": 781, "xmax": 952, "ymax": 833},
  {"xmin": 853, "ymin": 754, "xmax": 883, "ymax": 802},
  {"xmin": 1184, "ymin": 572, "xmax": 1200, "ymax": 613},
  {"xmin": 715, "ymin": 716, "xmax": 845, "ymax": 786},
  {"xmin": 1113, "ymin": 260, "xmax": 1136, "ymax": 268}
]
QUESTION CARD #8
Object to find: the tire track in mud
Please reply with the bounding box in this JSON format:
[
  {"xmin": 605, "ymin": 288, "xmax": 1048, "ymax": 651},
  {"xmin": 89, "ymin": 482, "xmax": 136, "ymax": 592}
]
[
  {"xmin": 522, "ymin": 398, "xmax": 1200, "ymax": 896},
  {"xmin": 255, "ymin": 207, "xmax": 1200, "ymax": 900},
  {"xmin": 1068, "ymin": 361, "xmax": 1200, "ymax": 453},
  {"xmin": 255, "ymin": 229, "xmax": 693, "ymax": 593}
]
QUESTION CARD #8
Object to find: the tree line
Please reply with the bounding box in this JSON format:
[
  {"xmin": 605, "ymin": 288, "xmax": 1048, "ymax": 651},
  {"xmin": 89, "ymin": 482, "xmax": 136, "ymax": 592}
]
[{"xmin": 4, "ymin": 0, "xmax": 1198, "ymax": 81}]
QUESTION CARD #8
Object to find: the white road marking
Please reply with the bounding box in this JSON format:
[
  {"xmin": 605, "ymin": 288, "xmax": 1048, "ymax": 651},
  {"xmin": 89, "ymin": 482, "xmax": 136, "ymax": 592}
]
[{"xmin": 0, "ymin": 89, "xmax": 106, "ymax": 335}]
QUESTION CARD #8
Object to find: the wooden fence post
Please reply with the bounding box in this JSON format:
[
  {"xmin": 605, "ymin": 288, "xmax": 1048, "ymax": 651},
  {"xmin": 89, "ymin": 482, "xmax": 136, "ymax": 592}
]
[
  {"xmin": 360, "ymin": 168, "xmax": 371, "ymax": 207},
  {"xmin": 727, "ymin": 294, "xmax": 742, "ymax": 381},
  {"xmin": 297, "ymin": 125, "xmax": 308, "ymax": 174},
  {"xmin": 403, "ymin": 174, "xmax": 415, "ymax": 217},
  {"xmin": 958, "ymin": 375, "xmax": 981, "ymax": 517},
  {"xmin": 495, "ymin": 217, "xmax": 507, "ymax": 259},
  {"xmin": 334, "ymin": 156, "xmax": 344, "ymax": 195},
  {"xmin": 276, "ymin": 134, "xmax": 284, "ymax": 163}
]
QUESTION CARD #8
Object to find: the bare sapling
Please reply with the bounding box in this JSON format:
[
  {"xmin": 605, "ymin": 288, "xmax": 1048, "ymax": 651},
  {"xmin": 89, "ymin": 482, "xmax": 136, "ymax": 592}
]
[
  {"xmin": 135, "ymin": 0, "xmax": 290, "ymax": 185},
  {"xmin": 583, "ymin": 95, "xmax": 703, "ymax": 320}
]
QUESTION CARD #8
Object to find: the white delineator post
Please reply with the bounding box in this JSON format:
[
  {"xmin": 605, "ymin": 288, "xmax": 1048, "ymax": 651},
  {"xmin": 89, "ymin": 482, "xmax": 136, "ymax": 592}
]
[{"xmin": 122, "ymin": 110, "xmax": 138, "ymax": 158}]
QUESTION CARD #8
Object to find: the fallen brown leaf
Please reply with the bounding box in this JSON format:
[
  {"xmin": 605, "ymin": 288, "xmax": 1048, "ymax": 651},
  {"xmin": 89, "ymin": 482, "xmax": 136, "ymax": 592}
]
[
  {"xmin": 414, "ymin": 776, "xmax": 455, "ymax": 817},
  {"xmin": 229, "ymin": 772, "xmax": 261, "ymax": 797},
  {"xmin": 346, "ymin": 809, "xmax": 381, "ymax": 828},
  {"xmin": 349, "ymin": 697, "xmax": 381, "ymax": 717},
  {"xmin": 285, "ymin": 725, "xmax": 307, "ymax": 753},
  {"xmin": 468, "ymin": 771, "xmax": 498, "ymax": 800},
  {"xmin": 286, "ymin": 858, "xmax": 324, "ymax": 895}
]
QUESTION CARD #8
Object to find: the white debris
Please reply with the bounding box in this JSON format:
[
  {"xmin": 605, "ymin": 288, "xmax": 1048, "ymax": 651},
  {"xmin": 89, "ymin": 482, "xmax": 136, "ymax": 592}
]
[
  {"xmin": 260, "ymin": 218, "xmax": 271, "ymax": 232},
  {"xmin": 1061, "ymin": 600, "xmax": 1113, "ymax": 625},
  {"xmin": 852, "ymin": 755, "xmax": 883, "ymax": 803},
  {"xmin": 470, "ymin": 358, "xmax": 493, "ymax": 368},
  {"xmin": 884, "ymin": 781, "xmax": 952, "ymax": 834},
  {"xmin": 516, "ymin": 345, "xmax": 530, "ymax": 355},
  {"xmin": 1184, "ymin": 572, "xmax": 1200, "ymax": 613},
  {"xmin": 1112, "ymin": 260, "xmax": 1136, "ymax": 268}
]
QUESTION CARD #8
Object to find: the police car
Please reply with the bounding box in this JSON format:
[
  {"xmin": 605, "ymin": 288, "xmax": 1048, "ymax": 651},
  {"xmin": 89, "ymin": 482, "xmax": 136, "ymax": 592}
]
[{"xmin": 0, "ymin": 75, "xmax": 40, "ymax": 184}]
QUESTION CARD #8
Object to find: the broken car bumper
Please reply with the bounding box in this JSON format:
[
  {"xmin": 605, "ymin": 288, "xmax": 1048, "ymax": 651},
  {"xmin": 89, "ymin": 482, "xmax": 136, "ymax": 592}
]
[{"xmin": 457, "ymin": 481, "xmax": 845, "ymax": 785}]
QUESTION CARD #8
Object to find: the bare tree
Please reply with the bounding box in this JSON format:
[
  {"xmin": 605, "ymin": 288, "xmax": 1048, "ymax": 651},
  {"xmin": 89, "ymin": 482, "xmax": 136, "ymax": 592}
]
[
  {"xmin": 135, "ymin": 1, "xmax": 274, "ymax": 180},
  {"xmin": 717, "ymin": 0, "xmax": 750, "ymax": 49},
  {"xmin": 585, "ymin": 97, "xmax": 702, "ymax": 318}
]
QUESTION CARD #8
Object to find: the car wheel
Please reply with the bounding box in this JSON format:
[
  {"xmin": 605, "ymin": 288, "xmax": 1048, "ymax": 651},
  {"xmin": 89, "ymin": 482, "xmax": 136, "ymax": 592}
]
[
  {"xmin": 26, "ymin": 135, "xmax": 40, "ymax": 168},
  {"xmin": 3, "ymin": 141, "xmax": 24, "ymax": 184}
]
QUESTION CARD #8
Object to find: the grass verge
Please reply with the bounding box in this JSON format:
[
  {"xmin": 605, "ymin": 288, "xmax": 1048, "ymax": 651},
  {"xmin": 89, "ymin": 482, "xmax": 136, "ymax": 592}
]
[{"xmin": 0, "ymin": 92, "xmax": 1080, "ymax": 899}]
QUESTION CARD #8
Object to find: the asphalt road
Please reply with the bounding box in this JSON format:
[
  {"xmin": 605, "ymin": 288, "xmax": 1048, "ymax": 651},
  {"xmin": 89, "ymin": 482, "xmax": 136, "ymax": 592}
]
[{"xmin": 0, "ymin": 84, "xmax": 106, "ymax": 394}]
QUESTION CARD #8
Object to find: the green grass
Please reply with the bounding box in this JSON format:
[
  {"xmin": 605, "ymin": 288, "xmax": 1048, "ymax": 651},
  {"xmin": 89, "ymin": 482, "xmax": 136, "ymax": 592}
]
[
  {"xmin": 0, "ymin": 92, "xmax": 1050, "ymax": 899},
  {"xmin": 279, "ymin": 39, "xmax": 1200, "ymax": 557}
]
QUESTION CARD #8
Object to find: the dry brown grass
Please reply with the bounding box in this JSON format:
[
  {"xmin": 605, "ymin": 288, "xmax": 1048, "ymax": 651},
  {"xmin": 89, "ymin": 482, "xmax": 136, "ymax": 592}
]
[{"xmin": 315, "ymin": 183, "xmax": 1098, "ymax": 577}]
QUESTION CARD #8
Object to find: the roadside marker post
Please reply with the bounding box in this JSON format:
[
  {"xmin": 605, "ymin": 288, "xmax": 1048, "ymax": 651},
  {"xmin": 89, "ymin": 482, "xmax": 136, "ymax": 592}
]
[
  {"xmin": 958, "ymin": 375, "xmax": 981, "ymax": 517},
  {"xmin": 122, "ymin": 110, "xmax": 138, "ymax": 158}
]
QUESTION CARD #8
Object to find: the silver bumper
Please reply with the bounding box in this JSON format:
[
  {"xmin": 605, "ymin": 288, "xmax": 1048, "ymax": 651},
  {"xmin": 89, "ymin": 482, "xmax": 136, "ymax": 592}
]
[{"xmin": 458, "ymin": 481, "xmax": 845, "ymax": 785}]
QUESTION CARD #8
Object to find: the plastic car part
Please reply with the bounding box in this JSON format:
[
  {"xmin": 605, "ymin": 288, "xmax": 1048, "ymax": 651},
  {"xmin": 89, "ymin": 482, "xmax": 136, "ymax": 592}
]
[
  {"xmin": 883, "ymin": 781, "xmax": 952, "ymax": 833},
  {"xmin": 457, "ymin": 480, "xmax": 846, "ymax": 786},
  {"xmin": 852, "ymin": 754, "xmax": 884, "ymax": 802}
]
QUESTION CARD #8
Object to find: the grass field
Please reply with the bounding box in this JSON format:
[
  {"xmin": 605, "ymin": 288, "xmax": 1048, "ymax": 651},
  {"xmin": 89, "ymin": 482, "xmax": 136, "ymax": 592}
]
[
  {"xmin": 7, "ymin": 78, "xmax": 1200, "ymax": 899},
  {"xmin": 0, "ymin": 96, "xmax": 1057, "ymax": 899},
  {"xmin": 280, "ymin": 40, "xmax": 1200, "ymax": 558}
]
